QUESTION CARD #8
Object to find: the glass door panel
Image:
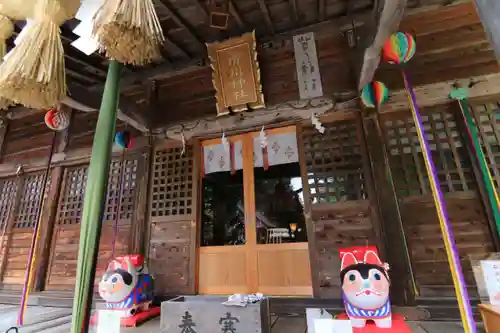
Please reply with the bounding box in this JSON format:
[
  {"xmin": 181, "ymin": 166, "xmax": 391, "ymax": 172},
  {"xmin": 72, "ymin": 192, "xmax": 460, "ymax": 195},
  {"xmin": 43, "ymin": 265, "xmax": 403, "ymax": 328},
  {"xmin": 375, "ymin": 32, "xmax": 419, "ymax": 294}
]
[{"xmin": 201, "ymin": 169, "xmax": 245, "ymax": 246}]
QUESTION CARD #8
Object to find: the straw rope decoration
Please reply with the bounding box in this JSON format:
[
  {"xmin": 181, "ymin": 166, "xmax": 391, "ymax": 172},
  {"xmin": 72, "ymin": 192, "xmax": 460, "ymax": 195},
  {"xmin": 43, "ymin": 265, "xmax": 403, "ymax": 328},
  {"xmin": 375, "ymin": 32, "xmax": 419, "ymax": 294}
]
[
  {"xmin": 383, "ymin": 32, "xmax": 476, "ymax": 333},
  {"xmin": 0, "ymin": 0, "xmax": 80, "ymax": 110},
  {"xmin": 92, "ymin": 0, "xmax": 165, "ymax": 65},
  {"xmin": 0, "ymin": 14, "xmax": 13, "ymax": 110}
]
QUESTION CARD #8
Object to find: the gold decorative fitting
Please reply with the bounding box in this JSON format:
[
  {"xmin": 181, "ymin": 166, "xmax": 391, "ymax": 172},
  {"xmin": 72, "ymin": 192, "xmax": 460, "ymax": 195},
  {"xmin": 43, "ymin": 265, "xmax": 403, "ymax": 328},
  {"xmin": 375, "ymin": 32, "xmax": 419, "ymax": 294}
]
[
  {"xmin": 206, "ymin": 31, "xmax": 265, "ymax": 116},
  {"xmin": 208, "ymin": 0, "xmax": 230, "ymax": 30}
]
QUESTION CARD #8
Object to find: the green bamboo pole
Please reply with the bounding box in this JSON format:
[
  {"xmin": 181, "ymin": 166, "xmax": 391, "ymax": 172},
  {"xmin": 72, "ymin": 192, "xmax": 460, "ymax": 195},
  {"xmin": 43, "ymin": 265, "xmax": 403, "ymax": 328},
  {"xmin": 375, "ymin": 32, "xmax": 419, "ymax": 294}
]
[
  {"xmin": 450, "ymin": 87, "xmax": 500, "ymax": 235},
  {"xmin": 70, "ymin": 60, "xmax": 123, "ymax": 333}
]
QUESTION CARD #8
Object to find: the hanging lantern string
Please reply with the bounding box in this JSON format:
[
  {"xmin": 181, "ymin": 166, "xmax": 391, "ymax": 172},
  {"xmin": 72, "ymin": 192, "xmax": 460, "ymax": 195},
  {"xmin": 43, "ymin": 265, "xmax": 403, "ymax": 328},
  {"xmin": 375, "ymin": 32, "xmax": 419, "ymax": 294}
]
[
  {"xmin": 383, "ymin": 32, "xmax": 475, "ymax": 333},
  {"xmin": 360, "ymin": 79, "xmax": 419, "ymax": 296},
  {"xmin": 111, "ymin": 130, "xmax": 133, "ymax": 258}
]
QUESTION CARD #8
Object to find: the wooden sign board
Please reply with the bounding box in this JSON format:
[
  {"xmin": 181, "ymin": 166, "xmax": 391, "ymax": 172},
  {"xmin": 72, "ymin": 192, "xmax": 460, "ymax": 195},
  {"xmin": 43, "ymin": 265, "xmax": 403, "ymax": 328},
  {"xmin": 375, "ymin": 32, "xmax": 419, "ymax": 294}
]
[{"xmin": 207, "ymin": 31, "xmax": 265, "ymax": 116}]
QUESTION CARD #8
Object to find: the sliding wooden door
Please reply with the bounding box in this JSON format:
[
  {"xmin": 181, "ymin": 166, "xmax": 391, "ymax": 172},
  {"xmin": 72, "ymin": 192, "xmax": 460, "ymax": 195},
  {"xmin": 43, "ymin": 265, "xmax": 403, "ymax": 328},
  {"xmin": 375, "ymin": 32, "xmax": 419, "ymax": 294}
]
[{"xmin": 198, "ymin": 126, "xmax": 312, "ymax": 296}]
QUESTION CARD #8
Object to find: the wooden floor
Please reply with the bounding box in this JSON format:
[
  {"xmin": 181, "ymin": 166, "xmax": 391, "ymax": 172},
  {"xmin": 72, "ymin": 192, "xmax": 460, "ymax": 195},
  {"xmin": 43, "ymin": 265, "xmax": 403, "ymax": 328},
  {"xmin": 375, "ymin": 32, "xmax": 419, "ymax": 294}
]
[{"xmin": 0, "ymin": 304, "xmax": 485, "ymax": 333}]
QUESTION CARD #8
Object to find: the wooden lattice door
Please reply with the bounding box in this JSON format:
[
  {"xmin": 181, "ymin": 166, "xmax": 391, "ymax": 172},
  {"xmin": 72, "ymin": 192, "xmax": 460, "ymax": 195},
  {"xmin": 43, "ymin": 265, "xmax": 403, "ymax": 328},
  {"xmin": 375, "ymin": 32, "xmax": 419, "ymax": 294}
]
[
  {"xmin": 299, "ymin": 115, "xmax": 381, "ymax": 298},
  {"xmin": 0, "ymin": 173, "xmax": 47, "ymax": 290},
  {"xmin": 148, "ymin": 144, "xmax": 197, "ymax": 295},
  {"xmin": 45, "ymin": 156, "xmax": 143, "ymax": 291},
  {"xmin": 380, "ymin": 105, "xmax": 495, "ymax": 297}
]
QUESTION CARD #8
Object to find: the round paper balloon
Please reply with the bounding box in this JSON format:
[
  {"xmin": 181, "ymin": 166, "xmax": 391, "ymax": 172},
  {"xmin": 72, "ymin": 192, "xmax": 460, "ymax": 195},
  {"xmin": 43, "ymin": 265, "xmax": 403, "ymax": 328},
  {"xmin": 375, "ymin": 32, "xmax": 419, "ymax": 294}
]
[
  {"xmin": 383, "ymin": 32, "xmax": 416, "ymax": 65},
  {"xmin": 115, "ymin": 130, "xmax": 133, "ymax": 149},
  {"xmin": 44, "ymin": 108, "xmax": 70, "ymax": 131},
  {"xmin": 361, "ymin": 81, "xmax": 389, "ymax": 108}
]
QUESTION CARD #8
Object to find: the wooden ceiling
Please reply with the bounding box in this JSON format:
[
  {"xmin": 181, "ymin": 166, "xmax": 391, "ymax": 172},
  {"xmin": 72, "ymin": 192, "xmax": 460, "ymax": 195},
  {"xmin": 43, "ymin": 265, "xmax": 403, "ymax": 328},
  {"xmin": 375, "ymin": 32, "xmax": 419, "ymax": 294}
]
[{"xmin": 7, "ymin": 0, "xmax": 499, "ymax": 131}]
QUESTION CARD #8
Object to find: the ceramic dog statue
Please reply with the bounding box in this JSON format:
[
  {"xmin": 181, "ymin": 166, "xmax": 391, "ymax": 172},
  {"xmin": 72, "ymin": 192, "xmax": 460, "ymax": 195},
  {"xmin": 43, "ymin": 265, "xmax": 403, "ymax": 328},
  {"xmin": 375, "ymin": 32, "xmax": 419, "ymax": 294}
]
[
  {"xmin": 339, "ymin": 246, "xmax": 391, "ymax": 329},
  {"xmin": 98, "ymin": 254, "xmax": 154, "ymax": 318}
]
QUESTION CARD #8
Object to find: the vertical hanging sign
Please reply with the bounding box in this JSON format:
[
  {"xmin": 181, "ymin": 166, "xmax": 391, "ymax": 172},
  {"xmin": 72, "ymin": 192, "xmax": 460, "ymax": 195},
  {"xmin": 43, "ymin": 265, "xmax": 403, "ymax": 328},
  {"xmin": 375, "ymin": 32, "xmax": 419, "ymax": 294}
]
[
  {"xmin": 293, "ymin": 32, "xmax": 323, "ymax": 100},
  {"xmin": 207, "ymin": 31, "xmax": 265, "ymax": 116}
]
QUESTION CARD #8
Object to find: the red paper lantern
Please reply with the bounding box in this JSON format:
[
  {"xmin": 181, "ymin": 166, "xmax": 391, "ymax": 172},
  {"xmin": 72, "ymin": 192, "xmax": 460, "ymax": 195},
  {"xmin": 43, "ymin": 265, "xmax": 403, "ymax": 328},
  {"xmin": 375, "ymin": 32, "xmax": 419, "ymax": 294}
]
[{"xmin": 44, "ymin": 108, "xmax": 70, "ymax": 131}]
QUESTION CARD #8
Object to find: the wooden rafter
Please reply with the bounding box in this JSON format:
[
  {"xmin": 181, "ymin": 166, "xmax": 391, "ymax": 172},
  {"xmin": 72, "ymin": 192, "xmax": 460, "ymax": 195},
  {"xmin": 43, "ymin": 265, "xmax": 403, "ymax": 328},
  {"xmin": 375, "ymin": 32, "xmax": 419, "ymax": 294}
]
[
  {"xmin": 356, "ymin": 0, "xmax": 407, "ymax": 90},
  {"xmin": 156, "ymin": 0, "xmax": 206, "ymax": 50},
  {"xmin": 318, "ymin": 0, "xmax": 326, "ymax": 21},
  {"xmin": 163, "ymin": 32, "xmax": 192, "ymax": 59},
  {"xmin": 289, "ymin": 0, "xmax": 299, "ymax": 23},
  {"xmin": 256, "ymin": 0, "xmax": 275, "ymax": 34},
  {"xmin": 229, "ymin": 0, "xmax": 246, "ymax": 30}
]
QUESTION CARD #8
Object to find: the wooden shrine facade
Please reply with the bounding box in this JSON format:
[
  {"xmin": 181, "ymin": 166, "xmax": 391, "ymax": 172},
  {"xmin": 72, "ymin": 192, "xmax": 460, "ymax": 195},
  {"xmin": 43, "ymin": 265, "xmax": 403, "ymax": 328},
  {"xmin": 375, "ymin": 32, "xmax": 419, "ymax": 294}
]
[{"xmin": 0, "ymin": 96, "xmax": 499, "ymax": 305}]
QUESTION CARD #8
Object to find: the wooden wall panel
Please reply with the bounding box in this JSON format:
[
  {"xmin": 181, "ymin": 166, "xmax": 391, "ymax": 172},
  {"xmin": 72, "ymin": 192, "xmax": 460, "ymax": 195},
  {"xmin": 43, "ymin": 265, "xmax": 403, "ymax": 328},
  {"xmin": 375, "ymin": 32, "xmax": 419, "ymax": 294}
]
[
  {"xmin": 148, "ymin": 144, "xmax": 196, "ymax": 296},
  {"xmin": 0, "ymin": 173, "xmax": 47, "ymax": 290},
  {"xmin": 400, "ymin": 192, "xmax": 493, "ymax": 296},
  {"xmin": 45, "ymin": 155, "xmax": 143, "ymax": 291},
  {"xmin": 299, "ymin": 119, "xmax": 379, "ymax": 298},
  {"xmin": 2, "ymin": 113, "xmax": 54, "ymax": 163},
  {"xmin": 380, "ymin": 105, "xmax": 495, "ymax": 297}
]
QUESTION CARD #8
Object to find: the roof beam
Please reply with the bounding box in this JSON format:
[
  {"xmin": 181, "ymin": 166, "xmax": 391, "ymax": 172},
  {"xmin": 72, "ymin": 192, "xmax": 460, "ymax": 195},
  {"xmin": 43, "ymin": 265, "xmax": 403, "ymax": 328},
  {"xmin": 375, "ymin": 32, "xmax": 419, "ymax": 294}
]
[
  {"xmin": 92, "ymin": 1, "xmax": 468, "ymax": 92},
  {"xmin": 67, "ymin": 82, "xmax": 150, "ymax": 131},
  {"xmin": 256, "ymin": 0, "xmax": 275, "ymax": 35},
  {"xmin": 156, "ymin": 0, "xmax": 206, "ymax": 50}
]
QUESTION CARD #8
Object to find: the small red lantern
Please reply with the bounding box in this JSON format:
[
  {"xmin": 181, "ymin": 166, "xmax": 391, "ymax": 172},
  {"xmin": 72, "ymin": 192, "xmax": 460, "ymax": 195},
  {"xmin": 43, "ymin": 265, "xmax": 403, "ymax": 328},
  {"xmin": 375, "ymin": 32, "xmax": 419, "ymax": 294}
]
[{"xmin": 44, "ymin": 108, "xmax": 70, "ymax": 131}]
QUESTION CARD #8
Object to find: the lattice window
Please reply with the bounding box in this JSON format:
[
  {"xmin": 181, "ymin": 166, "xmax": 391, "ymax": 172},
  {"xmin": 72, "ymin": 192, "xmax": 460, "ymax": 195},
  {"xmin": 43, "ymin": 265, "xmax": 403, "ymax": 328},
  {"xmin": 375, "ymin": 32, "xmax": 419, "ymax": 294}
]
[
  {"xmin": 151, "ymin": 146, "xmax": 194, "ymax": 217},
  {"xmin": 58, "ymin": 158, "xmax": 140, "ymax": 225},
  {"xmin": 14, "ymin": 173, "xmax": 50, "ymax": 229},
  {"xmin": 103, "ymin": 158, "xmax": 139, "ymax": 221},
  {"xmin": 470, "ymin": 102, "xmax": 500, "ymax": 188},
  {"xmin": 0, "ymin": 178, "xmax": 19, "ymax": 229},
  {"xmin": 301, "ymin": 121, "xmax": 367, "ymax": 204},
  {"xmin": 58, "ymin": 166, "xmax": 87, "ymax": 225},
  {"xmin": 383, "ymin": 108, "xmax": 475, "ymax": 197}
]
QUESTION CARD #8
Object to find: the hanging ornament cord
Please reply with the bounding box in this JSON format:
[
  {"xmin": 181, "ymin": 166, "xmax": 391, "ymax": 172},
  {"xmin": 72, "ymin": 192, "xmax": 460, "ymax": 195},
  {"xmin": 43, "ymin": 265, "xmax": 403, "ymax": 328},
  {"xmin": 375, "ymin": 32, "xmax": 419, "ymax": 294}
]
[
  {"xmin": 455, "ymin": 96, "xmax": 500, "ymax": 234},
  {"xmin": 373, "ymin": 106, "xmax": 419, "ymax": 297},
  {"xmin": 402, "ymin": 70, "xmax": 476, "ymax": 333},
  {"xmin": 111, "ymin": 148, "xmax": 126, "ymax": 258},
  {"xmin": 18, "ymin": 133, "xmax": 57, "ymax": 326}
]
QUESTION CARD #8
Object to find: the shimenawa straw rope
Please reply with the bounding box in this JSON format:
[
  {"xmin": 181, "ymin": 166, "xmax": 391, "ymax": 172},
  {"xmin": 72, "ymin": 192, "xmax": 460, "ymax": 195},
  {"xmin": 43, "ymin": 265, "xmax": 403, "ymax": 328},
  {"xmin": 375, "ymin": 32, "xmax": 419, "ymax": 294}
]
[{"xmin": 92, "ymin": 0, "xmax": 165, "ymax": 66}]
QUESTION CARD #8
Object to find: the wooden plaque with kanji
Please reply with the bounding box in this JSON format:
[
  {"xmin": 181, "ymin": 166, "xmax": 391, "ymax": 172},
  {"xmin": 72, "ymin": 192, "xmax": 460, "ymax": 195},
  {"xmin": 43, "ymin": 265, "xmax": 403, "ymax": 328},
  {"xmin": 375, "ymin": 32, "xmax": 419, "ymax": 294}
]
[{"xmin": 207, "ymin": 31, "xmax": 265, "ymax": 116}]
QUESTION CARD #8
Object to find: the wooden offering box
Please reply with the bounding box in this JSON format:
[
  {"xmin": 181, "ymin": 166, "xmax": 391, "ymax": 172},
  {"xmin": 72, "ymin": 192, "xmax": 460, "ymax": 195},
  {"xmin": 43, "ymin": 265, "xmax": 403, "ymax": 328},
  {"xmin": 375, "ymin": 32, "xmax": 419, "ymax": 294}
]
[
  {"xmin": 479, "ymin": 304, "xmax": 500, "ymax": 332},
  {"xmin": 161, "ymin": 296, "xmax": 270, "ymax": 333}
]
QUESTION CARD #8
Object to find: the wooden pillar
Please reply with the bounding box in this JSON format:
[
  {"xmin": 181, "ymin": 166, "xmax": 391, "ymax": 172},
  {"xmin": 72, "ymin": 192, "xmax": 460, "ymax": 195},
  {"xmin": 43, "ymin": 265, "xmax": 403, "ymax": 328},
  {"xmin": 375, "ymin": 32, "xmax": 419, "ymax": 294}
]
[
  {"xmin": 70, "ymin": 60, "xmax": 123, "ymax": 333},
  {"xmin": 130, "ymin": 144, "xmax": 153, "ymax": 255},
  {"xmin": 361, "ymin": 112, "xmax": 417, "ymax": 305},
  {"xmin": 33, "ymin": 166, "xmax": 63, "ymax": 291},
  {"xmin": 296, "ymin": 122, "xmax": 321, "ymax": 297}
]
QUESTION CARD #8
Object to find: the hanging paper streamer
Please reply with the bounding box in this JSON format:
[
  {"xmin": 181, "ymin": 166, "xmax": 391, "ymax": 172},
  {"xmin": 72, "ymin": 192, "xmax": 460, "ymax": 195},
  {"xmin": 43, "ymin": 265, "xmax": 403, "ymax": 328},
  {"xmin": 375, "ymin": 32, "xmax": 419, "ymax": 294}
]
[
  {"xmin": 386, "ymin": 31, "xmax": 475, "ymax": 332},
  {"xmin": 361, "ymin": 81, "xmax": 389, "ymax": 108},
  {"xmin": 450, "ymin": 87, "xmax": 500, "ymax": 235},
  {"xmin": 44, "ymin": 108, "xmax": 70, "ymax": 131},
  {"xmin": 115, "ymin": 130, "xmax": 133, "ymax": 149},
  {"xmin": 311, "ymin": 113, "xmax": 325, "ymax": 133}
]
